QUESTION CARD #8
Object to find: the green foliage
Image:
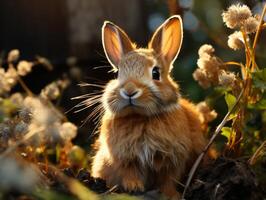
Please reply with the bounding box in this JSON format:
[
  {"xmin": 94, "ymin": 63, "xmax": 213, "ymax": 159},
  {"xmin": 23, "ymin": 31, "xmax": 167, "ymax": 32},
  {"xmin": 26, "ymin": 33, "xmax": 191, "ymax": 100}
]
[
  {"xmin": 33, "ymin": 189, "xmax": 75, "ymax": 200},
  {"xmin": 252, "ymin": 68, "xmax": 266, "ymax": 90},
  {"xmin": 221, "ymin": 127, "xmax": 232, "ymax": 142}
]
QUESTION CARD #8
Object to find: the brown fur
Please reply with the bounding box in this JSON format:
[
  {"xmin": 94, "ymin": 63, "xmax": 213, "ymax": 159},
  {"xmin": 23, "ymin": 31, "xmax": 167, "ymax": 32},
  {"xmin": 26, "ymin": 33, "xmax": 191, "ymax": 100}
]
[
  {"xmin": 92, "ymin": 99, "xmax": 206, "ymax": 197},
  {"xmin": 91, "ymin": 16, "xmax": 207, "ymax": 199}
]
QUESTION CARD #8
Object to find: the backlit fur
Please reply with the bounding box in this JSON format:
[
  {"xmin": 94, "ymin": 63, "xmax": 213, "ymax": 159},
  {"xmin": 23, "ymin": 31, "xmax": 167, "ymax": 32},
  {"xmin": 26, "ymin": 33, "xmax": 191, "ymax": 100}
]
[{"xmin": 91, "ymin": 16, "xmax": 207, "ymax": 199}]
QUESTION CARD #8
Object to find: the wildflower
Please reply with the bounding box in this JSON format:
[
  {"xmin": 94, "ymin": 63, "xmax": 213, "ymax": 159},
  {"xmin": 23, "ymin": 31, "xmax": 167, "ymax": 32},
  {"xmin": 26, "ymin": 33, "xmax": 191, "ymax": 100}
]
[
  {"xmin": 222, "ymin": 4, "xmax": 252, "ymax": 29},
  {"xmin": 4, "ymin": 67, "xmax": 18, "ymax": 87},
  {"xmin": 36, "ymin": 56, "xmax": 53, "ymax": 71},
  {"xmin": 57, "ymin": 79, "xmax": 70, "ymax": 90},
  {"xmin": 195, "ymin": 44, "xmax": 223, "ymax": 85},
  {"xmin": 227, "ymin": 31, "xmax": 245, "ymax": 50},
  {"xmin": 17, "ymin": 61, "xmax": 33, "ymax": 76},
  {"xmin": 218, "ymin": 70, "xmax": 236, "ymax": 87},
  {"xmin": 23, "ymin": 97, "xmax": 58, "ymax": 127},
  {"xmin": 192, "ymin": 68, "xmax": 211, "ymax": 89},
  {"xmin": 0, "ymin": 68, "xmax": 9, "ymax": 94},
  {"xmin": 59, "ymin": 122, "xmax": 78, "ymax": 141},
  {"xmin": 41, "ymin": 82, "xmax": 60, "ymax": 100},
  {"xmin": 198, "ymin": 44, "xmax": 215, "ymax": 57},
  {"xmin": 10, "ymin": 93, "xmax": 24, "ymax": 107},
  {"xmin": 7, "ymin": 49, "xmax": 20, "ymax": 63},
  {"xmin": 197, "ymin": 101, "xmax": 217, "ymax": 123},
  {"xmin": 243, "ymin": 17, "xmax": 259, "ymax": 34},
  {"xmin": 197, "ymin": 55, "xmax": 221, "ymax": 79}
]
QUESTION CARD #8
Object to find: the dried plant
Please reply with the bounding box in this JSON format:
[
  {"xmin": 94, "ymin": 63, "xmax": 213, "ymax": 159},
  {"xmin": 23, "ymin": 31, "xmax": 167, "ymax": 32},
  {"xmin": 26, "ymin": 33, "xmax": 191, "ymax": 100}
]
[{"xmin": 183, "ymin": 3, "xmax": 266, "ymax": 198}]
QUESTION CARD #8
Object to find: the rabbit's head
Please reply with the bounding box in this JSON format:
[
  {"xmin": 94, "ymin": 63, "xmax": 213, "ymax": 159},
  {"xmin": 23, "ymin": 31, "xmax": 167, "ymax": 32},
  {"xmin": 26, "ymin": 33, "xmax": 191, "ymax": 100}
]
[{"xmin": 102, "ymin": 16, "xmax": 183, "ymax": 116}]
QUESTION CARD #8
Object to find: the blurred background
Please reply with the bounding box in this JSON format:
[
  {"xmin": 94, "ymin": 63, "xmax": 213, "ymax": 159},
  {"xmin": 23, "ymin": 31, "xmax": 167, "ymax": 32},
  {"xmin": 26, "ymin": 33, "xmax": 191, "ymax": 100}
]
[{"xmin": 0, "ymin": 0, "xmax": 265, "ymax": 148}]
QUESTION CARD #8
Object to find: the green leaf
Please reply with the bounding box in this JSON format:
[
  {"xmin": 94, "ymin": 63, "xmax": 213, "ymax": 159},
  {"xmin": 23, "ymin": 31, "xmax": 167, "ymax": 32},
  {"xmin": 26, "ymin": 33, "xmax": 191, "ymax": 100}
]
[
  {"xmin": 225, "ymin": 93, "xmax": 236, "ymax": 111},
  {"xmin": 248, "ymin": 93, "xmax": 266, "ymax": 110},
  {"xmin": 224, "ymin": 93, "xmax": 238, "ymax": 120},
  {"xmin": 252, "ymin": 68, "xmax": 266, "ymax": 89},
  {"xmin": 221, "ymin": 127, "xmax": 232, "ymax": 142},
  {"xmin": 249, "ymin": 99, "xmax": 266, "ymax": 110}
]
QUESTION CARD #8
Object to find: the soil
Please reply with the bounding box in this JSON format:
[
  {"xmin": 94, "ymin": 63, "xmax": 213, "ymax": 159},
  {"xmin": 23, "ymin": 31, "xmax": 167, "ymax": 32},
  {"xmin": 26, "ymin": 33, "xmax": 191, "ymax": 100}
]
[
  {"xmin": 185, "ymin": 157, "xmax": 263, "ymax": 200},
  {"xmin": 74, "ymin": 157, "xmax": 264, "ymax": 200},
  {"xmin": 2, "ymin": 157, "xmax": 264, "ymax": 199}
]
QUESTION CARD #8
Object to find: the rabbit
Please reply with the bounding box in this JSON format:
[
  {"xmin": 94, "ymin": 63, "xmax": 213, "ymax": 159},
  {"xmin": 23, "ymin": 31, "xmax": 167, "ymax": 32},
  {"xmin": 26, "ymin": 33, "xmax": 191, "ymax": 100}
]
[{"xmin": 91, "ymin": 15, "xmax": 207, "ymax": 200}]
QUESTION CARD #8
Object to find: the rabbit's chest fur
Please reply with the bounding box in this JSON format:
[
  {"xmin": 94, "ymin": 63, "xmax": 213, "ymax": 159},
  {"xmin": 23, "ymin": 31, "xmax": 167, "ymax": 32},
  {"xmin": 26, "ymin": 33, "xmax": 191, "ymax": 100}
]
[{"xmin": 100, "ymin": 99, "xmax": 202, "ymax": 169}]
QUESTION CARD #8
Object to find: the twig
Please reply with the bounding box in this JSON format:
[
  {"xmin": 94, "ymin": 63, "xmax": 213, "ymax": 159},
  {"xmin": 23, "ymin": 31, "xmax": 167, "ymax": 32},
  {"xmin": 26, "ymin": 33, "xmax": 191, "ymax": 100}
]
[
  {"xmin": 17, "ymin": 75, "xmax": 34, "ymax": 97},
  {"xmin": 181, "ymin": 88, "xmax": 244, "ymax": 199},
  {"xmin": 223, "ymin": 61, "xmax": 243, "ymax": 68},
  {"xmin": 249, "ymin": 140, "xmax": 266, "ymax": 165},
  {"xmin": 252, "ymin": 3, "xmax": 266, "ymax": 51},
  {"xmin": 102, "ymin": 185, "xmax": 119, "ymax": 195}
]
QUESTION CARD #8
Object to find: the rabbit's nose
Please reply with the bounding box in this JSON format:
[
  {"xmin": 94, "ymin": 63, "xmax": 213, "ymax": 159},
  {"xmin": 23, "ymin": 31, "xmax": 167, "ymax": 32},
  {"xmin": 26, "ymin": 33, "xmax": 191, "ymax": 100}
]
[{"xmin": 119, "ymin": 88, "xmax": 142, "ymax": 99}]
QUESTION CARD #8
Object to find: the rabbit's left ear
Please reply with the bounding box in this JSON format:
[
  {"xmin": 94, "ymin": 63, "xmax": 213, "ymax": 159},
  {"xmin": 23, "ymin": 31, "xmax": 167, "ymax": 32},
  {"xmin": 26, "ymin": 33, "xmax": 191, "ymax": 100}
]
[
  {"xmin": 102, "ymin": 21, "xmax": 135, "ymax": 71},
  {"xmin": 149, "ymin": 15, "xmax": 183, "ymax": 68}
]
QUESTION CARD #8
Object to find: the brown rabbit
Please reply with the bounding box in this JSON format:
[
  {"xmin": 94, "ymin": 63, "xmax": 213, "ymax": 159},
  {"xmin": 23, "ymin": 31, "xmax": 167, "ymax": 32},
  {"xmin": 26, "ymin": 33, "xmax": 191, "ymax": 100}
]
[{"xmin": 91, "ymin": 16, "xmax": 207, "ymax": 199}]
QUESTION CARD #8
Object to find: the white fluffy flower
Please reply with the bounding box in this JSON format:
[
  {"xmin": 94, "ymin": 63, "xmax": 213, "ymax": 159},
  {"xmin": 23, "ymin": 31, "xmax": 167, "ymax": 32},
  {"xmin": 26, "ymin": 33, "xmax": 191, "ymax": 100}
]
[
  {"xmin": 17, "ymin": 61, "xmax": 33, "ymax": 76},
  {"xmin": 59, "ymin": 122, "xmax": 78, "ymax": 141}
]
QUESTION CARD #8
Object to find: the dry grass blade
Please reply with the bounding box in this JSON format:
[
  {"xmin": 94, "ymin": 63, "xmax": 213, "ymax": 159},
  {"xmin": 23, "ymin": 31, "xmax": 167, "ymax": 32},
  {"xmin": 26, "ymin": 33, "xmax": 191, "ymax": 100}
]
[{"xmin": 249, "ymin": 140, "xmax": 266, "ymax": 165}]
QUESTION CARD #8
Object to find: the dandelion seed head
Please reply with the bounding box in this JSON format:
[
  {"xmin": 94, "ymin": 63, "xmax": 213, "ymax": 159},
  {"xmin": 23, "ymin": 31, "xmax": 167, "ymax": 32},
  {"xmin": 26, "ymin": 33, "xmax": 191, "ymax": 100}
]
[
  {"xmin": 218, "ymin": 70, "xmax": 236, "ymax": 87},
  {"xmin": 222, "ymin": 4, "xmax": 252, "ymax": 29},
  {"xmin": 23, "ymin": 97, "xmax": 58, "ymax": 126},
  {"xmin": 197, "ymin": 55, "xmax": 221, "ymax": 73},
  {"xmin": 227, "ymin": 31, "xmax": 245, "ymax": 50},
  {"xmin": 197, "ymin": 101, "xmax": 217, "ymax": 123},
  {"xmin": 17, "ymin": 61, "xmax": 33, "ymax": 76},
  {"xmin": 5, "ymin": 67, "xmax": 18, "ymax": 86},
  {"xmin": 192, "ymin": 68, "xmax": 211, "ymax": 89},
  {"xmin": 198, "ymin": 44, "xmax": 215, "ymax": 57},
  {"xmin": 60, "ymin": 122, "xmax": 78, "ymax": 141},
  {"xmin": 41, "ymin": 82, "xmax": 60, "ymax": 100},
  {"xmin": 10, "ymin": 93, "xmax": 24, "ymax": 107},
  {"xmin": 7, "ymin": 49, "xmax": 20, "ymax": 63},
  {"xmin": 243, "ymin": 16, "xmax": 259, "ymax": 34}
]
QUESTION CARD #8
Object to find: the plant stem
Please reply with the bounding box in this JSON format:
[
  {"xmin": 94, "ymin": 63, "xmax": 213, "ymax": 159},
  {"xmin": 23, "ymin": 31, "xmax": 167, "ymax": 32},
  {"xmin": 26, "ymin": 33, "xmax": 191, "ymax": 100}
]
[
  {"xmin": 249, "ymin": 140, "xmax": 266, "ymax": 165},
  {"xmin": 253, "ymin": 3, "xmax": 266, "ymax": 51},
  {"xmin": 224, "ymin": 61, "xmax": 243, "ymax": 67},
  {"xmin": 182, "ymin": 88, "xmax": 244, "ymax": 199},
  {"xmin": 17, "ymin": 75, "xmax": 34, "ymax": 97}
]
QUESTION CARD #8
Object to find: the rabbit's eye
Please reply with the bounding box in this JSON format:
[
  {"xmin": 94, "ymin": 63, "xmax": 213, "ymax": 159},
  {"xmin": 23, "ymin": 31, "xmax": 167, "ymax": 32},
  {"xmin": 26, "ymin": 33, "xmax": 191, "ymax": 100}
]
[{"xmin": 152, "ymin": 66, "xmax": 160, "ymax": 80}]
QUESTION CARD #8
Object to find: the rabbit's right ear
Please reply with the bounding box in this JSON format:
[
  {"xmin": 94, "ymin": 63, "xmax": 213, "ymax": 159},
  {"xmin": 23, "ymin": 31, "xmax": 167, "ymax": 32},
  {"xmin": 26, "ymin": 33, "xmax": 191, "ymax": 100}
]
[
  {"xmin": 148, "ymin": 15, "xmax": 183, "ymax": 70},
  {"xmin": 102, "ymin": 21, "xmax": 135, "ymax": 70}
]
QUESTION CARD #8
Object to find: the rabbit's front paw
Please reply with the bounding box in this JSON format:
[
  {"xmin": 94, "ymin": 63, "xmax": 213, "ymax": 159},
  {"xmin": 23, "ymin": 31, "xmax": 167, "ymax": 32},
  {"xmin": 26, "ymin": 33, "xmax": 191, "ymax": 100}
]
[{"xmin": 122, "ymin": 177, "xmax": 144, "ymax": 192}]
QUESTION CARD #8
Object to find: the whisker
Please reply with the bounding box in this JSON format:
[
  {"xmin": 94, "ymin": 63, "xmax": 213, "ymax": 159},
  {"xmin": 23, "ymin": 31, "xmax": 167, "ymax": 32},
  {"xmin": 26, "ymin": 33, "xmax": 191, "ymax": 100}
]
[
  {"xmin": 78, "ymin": 83, "xmax": 105, "ymax": 88},
  {"xmin": 93, "ymin": 65, "xmax": 111, "ymax": 69},
  {"xmin": 71, "ymin": 93, "xmax": 102, "ymax": 100}
]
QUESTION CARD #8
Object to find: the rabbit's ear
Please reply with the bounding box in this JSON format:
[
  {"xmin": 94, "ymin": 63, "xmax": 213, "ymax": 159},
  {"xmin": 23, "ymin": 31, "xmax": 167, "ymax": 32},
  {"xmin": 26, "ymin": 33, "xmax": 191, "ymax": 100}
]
[
  {"xmin": 102, "ymin": 21, "xmax": 135, "ymax": 70},
  {"xmin": 149, "ymin": 15, "xmax": 183, "ymax": 68}
]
